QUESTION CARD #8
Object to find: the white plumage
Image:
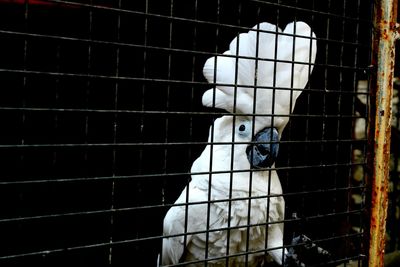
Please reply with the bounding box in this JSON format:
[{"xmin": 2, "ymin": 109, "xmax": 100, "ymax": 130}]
[
  {"xmin": 202, "ymin": 21, "xmax": 316, "ymax": 134},
  {"xmin": 163, "ymin": 116, "xmax": 285, "ymax": 266},
  {"xmin": 161, "ymin": 21, "xmax": 317, "ymax": 267}
]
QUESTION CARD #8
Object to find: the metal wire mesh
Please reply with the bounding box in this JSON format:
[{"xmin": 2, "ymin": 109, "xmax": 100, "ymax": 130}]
[{"xmin": 0, "ymin": 0, "xmax": 375, "ymax": 266}]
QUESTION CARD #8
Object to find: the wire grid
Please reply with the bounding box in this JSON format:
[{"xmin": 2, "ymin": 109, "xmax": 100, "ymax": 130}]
[{"xmin": 0, "ymin": 0, "xmax": 373, "ymax": 266}]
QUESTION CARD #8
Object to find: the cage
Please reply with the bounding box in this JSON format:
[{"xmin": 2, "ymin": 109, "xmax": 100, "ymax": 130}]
[{"xmin": 0, "ymin": 0, "xmax": 397, "ymax": 266}]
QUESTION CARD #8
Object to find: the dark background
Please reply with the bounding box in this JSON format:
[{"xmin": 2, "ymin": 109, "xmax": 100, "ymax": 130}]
[{"xmin": 0, "ymin": 0, "xmax": 373, "ymax": 266}]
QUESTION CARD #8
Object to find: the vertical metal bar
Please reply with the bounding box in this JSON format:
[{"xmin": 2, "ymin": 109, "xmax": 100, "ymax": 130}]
[{"xmin": 368, "ymin": 0, "xmax": 397, "ymax": 266}]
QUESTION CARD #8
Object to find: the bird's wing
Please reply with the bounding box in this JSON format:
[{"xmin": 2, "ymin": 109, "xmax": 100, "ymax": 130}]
[
  {"xmin": 265, "ymin": 194, "xmax": 286, "ymax": 265},
  {"xmin": 162, "ymin": 184, "xmax": 214, "ymax": 265}
]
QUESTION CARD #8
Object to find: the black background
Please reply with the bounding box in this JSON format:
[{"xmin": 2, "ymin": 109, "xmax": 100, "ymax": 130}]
[{"xmin": 0, "ymin": 0, "xmax": 372, "ymax": 266}]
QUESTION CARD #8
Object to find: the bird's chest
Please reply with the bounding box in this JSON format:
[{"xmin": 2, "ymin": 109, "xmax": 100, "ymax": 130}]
[
  {"xmin": 189, "ymin": 206, "xmax": 268, "ymax": 267},
  {"xmin": 189, "ymin": 194, "xmax": 268, "ymax": 258}
]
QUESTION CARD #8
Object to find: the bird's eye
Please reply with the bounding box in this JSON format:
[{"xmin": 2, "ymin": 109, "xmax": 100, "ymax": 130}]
[{"xmin": 237, "ymin": 121, "xmax": 251, "ymax": 137}]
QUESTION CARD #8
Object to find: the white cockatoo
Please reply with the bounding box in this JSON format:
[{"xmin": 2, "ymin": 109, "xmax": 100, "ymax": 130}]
[
  {"xmin": 161, "ymin": 21, "xmax": 317, "ymax": 267},
  {"xmin": 162, "ymin": 115, "xmax": 283, "ymax": 266}
]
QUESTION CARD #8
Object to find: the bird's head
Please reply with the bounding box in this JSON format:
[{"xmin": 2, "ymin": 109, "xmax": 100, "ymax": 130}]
[
  {"xmin": 212, "ymin": 116, "xmax": 280, "ymax": 169},
  {"xmin": 202, "ymin": 21, "xmax": 316, "ymax": 138}
]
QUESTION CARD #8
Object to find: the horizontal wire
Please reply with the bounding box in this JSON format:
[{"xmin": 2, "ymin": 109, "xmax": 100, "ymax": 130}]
[
  {"xmin": 0, "ymin": 238, "xmax": 131, "ymax": 260},
  {"xmin": 0, "ymin": 161, "xmax": 367, "ymax": 185},
  {"xmin": 0, "ymin": 185, "xmax": 365, "ymax": 223},
  {"xmin": 0, "ymin": 138, "xmax": 367, "ymax": 149},
  {"xmin": 0, "ymin": 106, "xmax": 370, "ymax": 119}
]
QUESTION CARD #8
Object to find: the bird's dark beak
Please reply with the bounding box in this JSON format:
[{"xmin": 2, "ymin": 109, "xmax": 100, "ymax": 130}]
[{"xmin": 246, "ymin": 127, "xmax": 279, "ymax": 168}]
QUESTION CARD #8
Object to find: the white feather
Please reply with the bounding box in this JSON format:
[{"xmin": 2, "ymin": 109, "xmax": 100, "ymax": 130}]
[
  {"xmin": 162, "ymin": 116, "xmax": 285, "ymax": 266},
  {"xmin": 202, "ymin": 21, "xmax": 317, "ymax": 134}
]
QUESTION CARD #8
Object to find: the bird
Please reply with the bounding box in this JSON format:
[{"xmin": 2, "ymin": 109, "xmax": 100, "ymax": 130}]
[
  {"xmin": 161, "ymin": 21, "xmax": 317, "ymax": 267},
  {"xmin": 162, "ymin": 115, "xmax": 284, "ymax": 266}
]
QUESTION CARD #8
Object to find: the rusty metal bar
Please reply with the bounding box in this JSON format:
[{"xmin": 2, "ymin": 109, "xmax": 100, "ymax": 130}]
[{"xmin": 368, "ymin": 0, "xmax": 398, "ymax": 266}]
